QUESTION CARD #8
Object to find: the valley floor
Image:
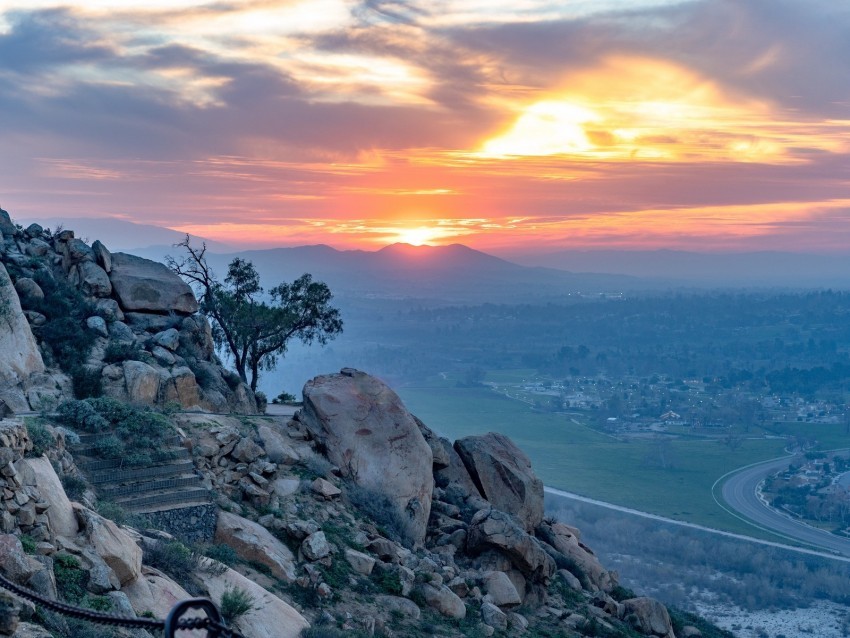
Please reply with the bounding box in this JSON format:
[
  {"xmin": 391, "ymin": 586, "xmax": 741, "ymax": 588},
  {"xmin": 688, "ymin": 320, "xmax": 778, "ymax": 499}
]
[{"xmin": 694, "ymin": 600, "xmax": 850, "ymax": 638}]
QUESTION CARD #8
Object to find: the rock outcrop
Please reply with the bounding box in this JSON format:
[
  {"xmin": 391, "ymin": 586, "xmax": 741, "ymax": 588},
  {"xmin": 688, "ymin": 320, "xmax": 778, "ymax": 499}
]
[
  {"xmin": 0, "ymin": 212, "xmax": 256, "ymax": 413},
  {"xmin": 0, "ymin": 263, "xmax": 45, "ymax": 411},
  {"xmin": 455, "ymin": 432, "xmax": 544, "ymax": 531},
  {"xmin": 300, "ymin": 368, "xmax": 434, "ymax": 546}
]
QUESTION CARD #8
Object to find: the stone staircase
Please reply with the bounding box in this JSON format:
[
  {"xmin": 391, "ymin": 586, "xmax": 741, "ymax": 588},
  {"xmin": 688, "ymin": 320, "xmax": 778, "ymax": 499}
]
[{"xmin": 71, "ymin": 433, "xmax": 211, "ymax": 514}]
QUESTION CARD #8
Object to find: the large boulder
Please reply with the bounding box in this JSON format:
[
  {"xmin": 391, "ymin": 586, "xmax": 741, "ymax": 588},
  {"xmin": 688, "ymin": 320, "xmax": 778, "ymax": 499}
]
[
  {"xmin": 72, "ymin": 261, "xmax": 112, "ymax": 298},
  {"xmin": 455, "ymin": 432, "xmax": 543, "ymax": 531},
  {"xmin": 75, "ymin": 506, "xmax": 142, "ymax": 585},
  {"xmin": 622, "ymin": 597, "xmax": 676, "ymax": 638},
  {"xmin": 418, "ymin": 583, "xmax": 466, "ymax": 619},
  {"xmin": 17, "ymin": 457, "xmax": 78, "ymax": 539},
  {"xmin": 108, "ymin": 252, "xmax": 199, "ymax": 314},
  {"xmin": 123, "ymin": 361, "xmax": 164, "ymax": 405},
  {"xmin": 536, "ymin": 521, "xmax": 617, "ymax": 592},
  {"xmin": 200, "ymin": 559, "xmax": 309, "ymax": 638},
  {"xmin": 0, "ymin": 263, "xmax": 45, "ymax": 410},
  {"xmin": 467, "ymin": 509, "xmax": 555, "ymax": 583},
  {"xmin": 300, "ymin": 369, "xmax": 434, "ymax": 546},
  {"xmin": 121, "ymin": 566, "xmax": 192, "ymax": 619},
  {"xmin": 215, "ymin": 511, "xmax": 296, "ymax": 582}
]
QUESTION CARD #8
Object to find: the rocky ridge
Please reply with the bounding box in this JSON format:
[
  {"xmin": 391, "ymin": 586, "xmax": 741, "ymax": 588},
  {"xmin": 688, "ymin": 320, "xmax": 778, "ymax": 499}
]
[{"xmin": 0, "ymin": 208, "xmax": 256, "ymax": 414}]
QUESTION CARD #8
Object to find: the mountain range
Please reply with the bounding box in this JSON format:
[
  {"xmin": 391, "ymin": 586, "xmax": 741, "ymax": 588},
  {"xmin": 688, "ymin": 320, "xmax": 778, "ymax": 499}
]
[{"xmin": 17, "ymin": 216, "xmax": 850, "ymax": 294}]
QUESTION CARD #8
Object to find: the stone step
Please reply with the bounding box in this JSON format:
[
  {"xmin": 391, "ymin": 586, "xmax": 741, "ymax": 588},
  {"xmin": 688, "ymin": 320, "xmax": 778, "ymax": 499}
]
[
  {"xmin": 100, "ymin": 475, "xmax": 203, "ymax": 499},
  {"xmin": 88, "ymin": 460, "xmax": 196, "ymax": 485},
  {"xmin": 77, "ymin": 447, "xmax": 190, "ymax": 472},
  {"xmin": 74, "ymin": 433, "xmax": 182, "ymax": 447},
  {"xmin": 116, "ymin": 487, "xmax": 211, "ymax": 513}
]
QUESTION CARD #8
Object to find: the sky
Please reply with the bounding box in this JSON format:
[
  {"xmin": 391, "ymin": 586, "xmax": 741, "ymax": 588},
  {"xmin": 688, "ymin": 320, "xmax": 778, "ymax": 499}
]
[{"xmin": 1, "ymin": 0, "xmax": 849, "ymax": 254}]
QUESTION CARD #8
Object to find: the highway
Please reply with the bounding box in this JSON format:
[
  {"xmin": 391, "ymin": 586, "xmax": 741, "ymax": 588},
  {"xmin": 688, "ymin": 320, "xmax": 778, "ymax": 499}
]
[{"xmin": 717, "ymin": 454, "xmax": 850, "ymax": 557}]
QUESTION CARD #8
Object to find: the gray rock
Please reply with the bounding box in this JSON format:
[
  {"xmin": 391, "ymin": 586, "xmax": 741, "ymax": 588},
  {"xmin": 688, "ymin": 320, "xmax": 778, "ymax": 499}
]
[
  {"xmin": 483, "ymin": 570, "xmax": 521, "ymax": 607},
  {"xmin": 153, "ymin": 328, "xmax": 180, "ymax": 351},
  {"xmin": 123, "ymin": 360, "xmax": 164, "ymax": 404},
  {"xmin": 467, "ymin": 509, "xmax": 555, "ymax": 583},
  {"xmin": 622, "ymin": 598, "xmax": 675, "ymax": 638},
  {"xmin": 14, "ymin": 279, "xmax": 43, "ymax": 306},
  {"xmin": 91, "ymin": 240, "xmax": 112, "ymax": 273},
  {"xmin": 257, "ymin": 425, "xmax": 299, "ymax": 465},
  {"xmin": 481, "ymin": 602, "xmax": 507, "ymax": 631},
  {"xmin": 301, "ymin": 531, "xmax": 331, "ymax": 561},
  {"xmin": 108, "ymin": 321, "xmax": 136, "ymax": 344},
  {"xmin": 86, "ymin": 316, "xmax": 109, "ymax": 338},
  {"xmin": 374, "ymin": 595, "xmax": 420, "ymax": 619},
  {"xmin": 0, "ymin": 208, "xmax": 17, "ymax": 236},
  {"xmin": 455, "ymin": 432, "xmax": 543, "ymax": 531},
  {"xmin": 75, "ymin": 261, "xmax": 112, "ymax": 298},
  {"xmin": 24, "ymin": 223, "xmax": 43, "ymax": 238},
  {"xmin": 64, "ymin": 238, "xmax": 94, "ymax": 264},
  {"xmin": 344, "ymin": 549, "xmax": 375, "ymax": 575},
  {"xmin": 25, "ymin": 239, "xmax": 50, "ymax": 258},
  {"xmin": 151, "ymin": 345, "xmax": 176, "ymax": 366},
  {"xmin": 300, "ymin": 369, "xmax": 434, "ymax": 546},
  {"xmin": 419, "ymin": 583, "xmax": 466, "ymax": 619},
  {"xmin": 94, "ymin": 298, "xmax": 123, "ymax": 322},
  {"xmin": 109, "ymin": 252, "xmax": 198, "ymax": 314}
]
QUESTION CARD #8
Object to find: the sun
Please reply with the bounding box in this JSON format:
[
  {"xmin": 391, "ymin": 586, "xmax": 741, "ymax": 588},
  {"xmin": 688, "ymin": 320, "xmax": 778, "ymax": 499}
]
[{"xmin": 395, "ymin": 226, "xmax": 441, "ymax": 246}]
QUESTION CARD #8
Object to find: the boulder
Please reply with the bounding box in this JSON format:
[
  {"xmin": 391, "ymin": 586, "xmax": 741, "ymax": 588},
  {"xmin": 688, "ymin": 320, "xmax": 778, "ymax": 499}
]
[
  {"xmin": 17, "ymin": 457, "xmax": 78, "ymax": 538},
  {"xmin": 160, "ymin": 367, "xmax": 200, "ymax": 408},
  {"xmin": 344, "ymin": 549, "xmax": 375, "ymax": 575},
  {"xmin": 13, "ymin": 279, "xmax": 43, "ymax": 307},
  {"xmin": 301, "ymin": 531, "xmax": 331, "ymax": 561},
  {"xmin": 200, "ymin": 560, "xmax": 309, "ymax": 638},
  {"xmin": 0, "ymin": 209, "xmax": 16, "ymax": 236},
  {"xmin": 108, "ymin": 321, "xmax": 135, "ymax": 344},
  {"xmin": 25, "ymin": 239, "xmax": 50, "ymax": 258},
  {"xmin": 94, "ymin": 298, "xmax": 123, "ymax": 322},
  {"xmin": 64, "ymin": 238, "xmax": 93, "ymax": 264},
  {"xmin": 0, "ymin": 264, "xmax": 45, "ymax": 396},
  {"xmin": 257, "ymin": 425, "xmax": 299, "ymax": 465},
  {"xmin": 231, "ymin": 437, "xmax": 263, "ymax": 463},
  {"xmin": 300, "ymin": 369, "xmax": 434, "ymax": 546},
  {"xmin": 215, "ymin": 511, "xmax": 296, "ymax": 582},
  {"xmin": 91, "ymin": 240, "xmax": 112, "ymax": 273},
  {"xmin": 75, "ymin": 506, "xmax": 142, "ymax": 585},
  {"xmin": 74, "ymin": 261, "xmax": 112, "ymax": 298},
  {"xmin": 419, "ymin": 583, "xmax": 466, "ymax": 619},
  {"xmin": 10, "ymin": 623, "xmax": 54, "ymax": 638},
  {"xmin": 536, "ymin": 521, "xmax": 616, "ymax": 592},
  {"xmin": 483, "ymin": 570, "xmax": 522, "ymax": 607},
  {"xmin": 481, "ymin": 601, "xmax": 508, "ymax": 631},
  {"xmin": 121, "ymin": 566, "xmax": 192, "ymax": 619},
  {"xmin": 0, "ymin": 535, "xmax": 41, "ymax": 584},
  {"xmin": 123, "ymin": 360, "xmax": 163, "ymax": 405},
  {"xmin": 374, "ymin": 594, "xmax": 420, "ymax": 620},
  {"xmin": 85, "ymin": 316, "xmax": 109, "ymax": 338},
  {"xmin": 153, "ymin": 328, "xmax": 180, "ymax": 351},
  {"xmin": 455, "ymin": 432, "xmax": 543, "ymax": 531},
  {"xmin": 108, "ymin": 252, "xmax": 199, "ymax": 314},
  {"xmin": 622, "ymin": 598, "xmax": 676, "ymax": 638},
  {"xmin": 467, "ymin": 509, "xmax": 555, "ymax": 583}
]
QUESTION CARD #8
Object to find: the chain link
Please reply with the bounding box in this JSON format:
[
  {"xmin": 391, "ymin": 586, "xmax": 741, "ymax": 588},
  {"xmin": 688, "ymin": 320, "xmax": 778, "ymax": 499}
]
[{"xmin": 0, "ymin": 571, "xmax": 246, "ymax": 638}]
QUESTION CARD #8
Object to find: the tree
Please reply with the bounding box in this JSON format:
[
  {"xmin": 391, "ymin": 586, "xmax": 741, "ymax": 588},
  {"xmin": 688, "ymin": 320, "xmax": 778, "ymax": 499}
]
[{"xmin": 167, "ymin": 237, "xmax": 342, "ymax": 391}]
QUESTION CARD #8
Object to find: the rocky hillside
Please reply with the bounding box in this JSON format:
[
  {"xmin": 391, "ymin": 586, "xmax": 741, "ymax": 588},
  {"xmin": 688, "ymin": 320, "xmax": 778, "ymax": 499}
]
[
  {"xmin": 0, "ymin": 368, "xmax": 729, "ymax": 638},
  {"xmin": 0, "ymin": 208, "xmax": 256, "ymax": 414}
]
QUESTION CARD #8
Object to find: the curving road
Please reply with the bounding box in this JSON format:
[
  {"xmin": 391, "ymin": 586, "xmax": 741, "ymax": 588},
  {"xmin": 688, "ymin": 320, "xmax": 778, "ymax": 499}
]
[{"xmin": 717, "ymin": 454, "xmax": 850, "ymax": 557}]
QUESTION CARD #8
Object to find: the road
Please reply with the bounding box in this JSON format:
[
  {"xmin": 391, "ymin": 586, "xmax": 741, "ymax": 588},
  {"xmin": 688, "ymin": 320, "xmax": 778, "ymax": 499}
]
[{"xmin": 717, "ymin": 454, "xmax": 850, "ymax": 557}]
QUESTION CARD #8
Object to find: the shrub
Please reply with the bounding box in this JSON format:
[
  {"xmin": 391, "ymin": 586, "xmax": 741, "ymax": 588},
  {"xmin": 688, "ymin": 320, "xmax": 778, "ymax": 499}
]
[
  {"xmin": 102, "ymin": 341, "xmax": 143, "ymax": 364},
  {"xmin": 61, "ymin": 474, "xmax": 87, "ymax": 501},
  {"xmin": 254, "ymin": 391, "xmax": 268, "ymax": 413},
  {"xmin": 203, "ymin": 544, "xmax": 239, "ymax": 566},
  {"xmin": 220, "ymin": 587, "xmax": 257, "ymax": 626},
  {"xmin": 19, "ymin": 535, "xmax": 36, "ymax": 554},
  {"xmin": 71, "ymin": 366, "xmax": 102, "ymax": 399},
  {"xmin": 54, "ymin": 553, "xmax": 87, "ymax": 603},
  {"xmin": 346, "ymin": 484, "xmax": 412, "ymax": 547},
  {"xmin": 96, "ymin": 501, "xmax": 129, "ymax": 526},
  {"xmin": 297, "ymin": 450, "xmax": 333, "ymax": 480},
  {"xmin": 272, "ymin": 391, "xmax": 298, "ymax": 404},
  {"xmin": 144, "ymin": 540, "xmax": 202, "ymax": 594},
  {"xmin": 25, "ymin": 420, "xmax": 55, "ymax": 457}
]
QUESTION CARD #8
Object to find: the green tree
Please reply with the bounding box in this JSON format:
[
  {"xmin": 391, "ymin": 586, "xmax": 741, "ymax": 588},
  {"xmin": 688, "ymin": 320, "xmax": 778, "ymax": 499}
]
[{"xmin": 168, "ymin": 237, "xmax": 343, "ymax": 391}]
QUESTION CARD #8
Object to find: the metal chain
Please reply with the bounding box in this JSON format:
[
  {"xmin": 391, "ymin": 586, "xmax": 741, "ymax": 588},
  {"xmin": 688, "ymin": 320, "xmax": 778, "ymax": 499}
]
[{"xmin": 0, "ymin": 571, "xmax": 246, "ymax": 638}]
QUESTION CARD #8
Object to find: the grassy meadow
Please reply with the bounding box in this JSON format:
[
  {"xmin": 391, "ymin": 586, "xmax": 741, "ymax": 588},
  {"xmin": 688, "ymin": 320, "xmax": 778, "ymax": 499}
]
[{"xmin": 397, "ymin": 379, "xmax": 791, "ymax": 537}]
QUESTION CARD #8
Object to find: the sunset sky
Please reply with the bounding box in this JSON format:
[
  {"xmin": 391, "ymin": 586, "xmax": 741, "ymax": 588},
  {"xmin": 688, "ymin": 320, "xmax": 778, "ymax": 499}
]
[{"xmin": 1, "ymin": 0, "xmax": 849, "ymax": 253}]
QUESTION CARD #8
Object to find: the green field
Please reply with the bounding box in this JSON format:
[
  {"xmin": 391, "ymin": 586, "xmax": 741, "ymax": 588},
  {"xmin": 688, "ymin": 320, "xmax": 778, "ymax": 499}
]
[{"xmin": 397, "ymin": 382, "xmax": 790, "ymax": 537}]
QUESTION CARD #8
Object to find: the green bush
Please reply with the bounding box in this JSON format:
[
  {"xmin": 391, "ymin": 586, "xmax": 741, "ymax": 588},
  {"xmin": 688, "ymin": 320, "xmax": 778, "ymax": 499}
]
[
  {"xmin": 54, "ymin": 553, "xmax": 87, "ymax": 603},
  {"xmin": 102, "ymin": 341, "xmax": 143, "ymax": 364},
  {"xmin": 61, "ymin": 474, "xmax": 87, "ymax": 501},
  {"xmin": 220, "ymin": 587, "xmax": 257, "ymax": 626},
  {"xmin": 203, "ymin": 544, "xmax": 239, "ymax": 566},
  {"xmin": 71, "ymin": 366, "xmax": 103, "ymax": 399},
  {"xmin": 25, "ymin": 420, "xmax": 55, "ymax": 457},
  {"xmin": 19, "ymin": 535, "xmax": 36, "ymax": 554}
]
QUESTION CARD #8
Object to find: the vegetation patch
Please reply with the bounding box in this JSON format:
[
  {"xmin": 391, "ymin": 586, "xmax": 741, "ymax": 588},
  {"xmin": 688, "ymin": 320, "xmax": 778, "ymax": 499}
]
[{"xmin": 55, "ymin": 397, "xmax": 178, "ymax": 466}]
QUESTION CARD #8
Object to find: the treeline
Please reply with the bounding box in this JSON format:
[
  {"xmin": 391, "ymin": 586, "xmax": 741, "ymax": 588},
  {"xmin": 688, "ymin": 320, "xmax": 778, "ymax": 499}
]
[{"xmin": 545, "ymin": 494, "xmax": 850, "ymax": 612}]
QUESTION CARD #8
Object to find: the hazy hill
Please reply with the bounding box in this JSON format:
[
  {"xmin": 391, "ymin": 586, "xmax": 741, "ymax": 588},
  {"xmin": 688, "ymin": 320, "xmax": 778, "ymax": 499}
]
[
  {"xmin": 200, "ymin": 242, "xmax": 641, "ymax": 303},
  {"xmin": 507, "ymin": 249, "xmax": 850, "ymax": 288}
]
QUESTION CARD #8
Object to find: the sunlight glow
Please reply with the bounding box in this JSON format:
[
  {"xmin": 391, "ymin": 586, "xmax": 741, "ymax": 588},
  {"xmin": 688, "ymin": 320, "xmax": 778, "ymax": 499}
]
[{"xmin": 479, "ymin": 57, "xmax": 845, "ymax": 163}]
